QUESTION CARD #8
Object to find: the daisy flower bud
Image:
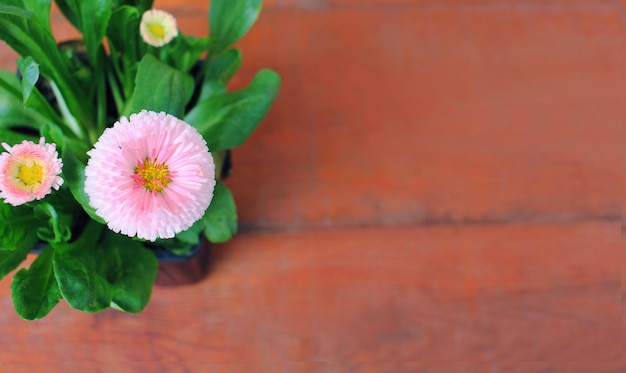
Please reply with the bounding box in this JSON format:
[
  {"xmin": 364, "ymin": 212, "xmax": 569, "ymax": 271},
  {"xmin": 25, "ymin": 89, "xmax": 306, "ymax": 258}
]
[{"xmin": 140, "ymin": 9, "xmax": 179, "ymax": 47}]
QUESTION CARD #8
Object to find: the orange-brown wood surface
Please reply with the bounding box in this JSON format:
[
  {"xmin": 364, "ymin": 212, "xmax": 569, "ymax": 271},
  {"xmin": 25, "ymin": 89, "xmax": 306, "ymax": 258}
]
[{"xmin": 1, "ymin": 0, "xmax": 625, "ymax": 371}]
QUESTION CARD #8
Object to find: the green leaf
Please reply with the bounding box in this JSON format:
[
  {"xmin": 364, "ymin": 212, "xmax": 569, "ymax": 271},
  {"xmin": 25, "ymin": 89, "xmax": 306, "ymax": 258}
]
[
  {"xmin": 107, "ymin": 6, "xmax": 143, "ymax": 100},
  {"xmin": 77, "ymin": 0, "xmax": 113, "ymax": 67},
  {"xmin": 163, "ymin": 35, "xmax": 213, "ymax": 73},
  {"xmin": 200, "ymin": 180, "xmax": 237, "ymax": 243},
  {"xmin": 0, "ymin": 91, "xmax": 42, "ymax": 130},
  {"xmin": 150, "ymin": 236, "xmax": 198, "ymax": 257},
  {"xmin": 199, "ymin": 48, "xmax": 242, "ymax": 100},
  {"xmin": 0, "ymin": 70, "xmax": 49, "ymax": 129},
  {"xmin": 56, "ymin": 0, "xmax": 114, "ymax": 65},
  {"xmin": 15, "ymin": 58, "xmax": 64, "ymax": 127},
  {"xmin": 124, "ymin": 54, "xmax": 195, "ymax": 117},
  {"xmin": 0, "ymin": 70, "xmax": 25, "ymax": 98},
  {"xmin": 39, "ymin": 122, "xmax": 66, "ymax": 151},
  {"xmin": 53, "ymin": 0, "xmax": 80, "ymax": 30},
  {"xmin": 113, "ymin": 0, "xmax": 152, "ymax": 13},
  {"xmin": 107, "ymin": 6, "xmax": 141, "ymax": 62},
  {"xmin": 0, "ymin": 129, "xmax": 38, "ymax": 145},
  {"xmin": 5, "ymin": 0, "xmax": 52, "ymax": 32},
  {"xmin": 0, "ymin": 5, "xmax": 91, "ymax": 126},
  {"xmin": 0, "ymin": 203, "xmax": 39, "ymax": 251},
  {"xmin": 17, "ymin": 57, "xmax": 39, "ymax": 105},
  {"xmin": 58, "ymin": 39, "xmax": 93, "ymax": 86},
  {"xmin": 62, "ymin": 149, "xmax": 106, "ymax": 223},
  {"xmin": 11, "ymin": 244, "xmax": 62, "ymax": 320},
  {"xmin": 69, "ymin": 1, "xmax": 111, "ymax": 131},
  {"xmin": 41, "ymin": 121, "xmax": 91, "ymax": 163},
  {"xmin": 0, "ymin": 229, "xmax": 38, "ymax": 281},
  {"xmin": 209, "ymin": 0, "xmax": 262, "ymax": 52},
  {"xmin": 34, "ymin": 203, "xmax": 73, "ymax": 244},
  {"xmin": 53, "ymin": 221, "xmax": 159, "ymax": 313},
  {"xmin": 172, "ymin": 222, "xmax": 202, "ymax": 245},
  {"xmin": 0, "ymin": 5, "xmax": 72, "ymax": 89},
  {"xmin": 185, "ymin": 69, "xmax": 281, "ymax": 151},
  {"xmin": 0, "ymin": 5, "xmax": 61, "ymax": 74}
]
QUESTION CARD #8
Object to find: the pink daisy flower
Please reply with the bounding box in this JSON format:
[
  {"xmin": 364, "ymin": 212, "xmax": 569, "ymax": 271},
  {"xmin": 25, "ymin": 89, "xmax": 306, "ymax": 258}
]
[
  {"xmin": 0, "ymin": 138, "xmax": 63, "ymax": 206},
  {"xmin": 84, "ymin": 110, "xmax": 216, "ymax": 241}
]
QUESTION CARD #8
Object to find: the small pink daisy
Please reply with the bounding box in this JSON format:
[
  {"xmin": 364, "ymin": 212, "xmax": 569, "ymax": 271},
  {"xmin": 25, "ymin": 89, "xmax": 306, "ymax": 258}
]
[
  {"xmin": 0, "ymin": 138, "xmax": 63, "ymax": 206},
  {"xmin": 84, "ymin": 110, "xmax": 216, "ymax": 241}
]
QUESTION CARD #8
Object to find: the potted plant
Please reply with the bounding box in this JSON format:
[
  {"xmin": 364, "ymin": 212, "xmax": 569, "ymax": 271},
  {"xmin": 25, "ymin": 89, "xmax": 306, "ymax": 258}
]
[{"xmin": 0, "ymin": 0, "xmax": 280, "ymax": 319}]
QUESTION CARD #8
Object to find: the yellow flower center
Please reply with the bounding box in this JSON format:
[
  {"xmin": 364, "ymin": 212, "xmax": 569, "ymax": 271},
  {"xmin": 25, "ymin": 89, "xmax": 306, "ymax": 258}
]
[
  {"xmin": 18, "ymin": 163, "xmax": 43, "ymax": 186},
  {"xmin": 133, "ymin": 158, "xmax": 171, "ymax": 193},
  {"xmin": 147, "ymin": 22, "xmax": 166, "ymax": 39}
]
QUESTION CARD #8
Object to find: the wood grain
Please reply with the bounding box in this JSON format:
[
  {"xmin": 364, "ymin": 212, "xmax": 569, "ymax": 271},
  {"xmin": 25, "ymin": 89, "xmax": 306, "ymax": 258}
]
[
  {"xmin": 0, "ymin": 1, "xmax": 623, "ymax": 370},
  {"xmin": 226, "ymin": 3, "xmax": 625, "ymax": 229},
  {"xmin": 3, "ymin": 363, "xmax": 626, "ymax": 373},
  {"xmin": 0, "ymin": 221, "xmax": 621, "ymax": 367}
]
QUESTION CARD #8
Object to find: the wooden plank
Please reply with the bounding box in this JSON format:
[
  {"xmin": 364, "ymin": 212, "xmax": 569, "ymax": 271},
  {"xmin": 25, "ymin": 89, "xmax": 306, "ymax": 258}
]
[
  {"xmin": 2, "ymin": 362, "xmax": 626, "ymax": 373},
  {"xmin": 622, "ymin": 217, "xmax": 626, "ymax": 359},
  {"xmin": 0, "ymin": 221, "xmax": 620, "ymax": 364},
  {"xmin": 225, "ymin": 5, "xmax": 626, "ymax": 229},
  {"xmin": 0, "ymin": 2, "xmax": 623, "ymax": 370},
  {"xmin": 1, "ymin": 4, "xmax": 623, "ymax": 229}
]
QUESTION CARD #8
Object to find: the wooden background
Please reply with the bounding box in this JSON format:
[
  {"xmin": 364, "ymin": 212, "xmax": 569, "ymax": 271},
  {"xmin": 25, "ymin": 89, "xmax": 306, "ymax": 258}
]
[{"xmin": 1, "ymin": 0, "xmax": 625, "ymax": 371}]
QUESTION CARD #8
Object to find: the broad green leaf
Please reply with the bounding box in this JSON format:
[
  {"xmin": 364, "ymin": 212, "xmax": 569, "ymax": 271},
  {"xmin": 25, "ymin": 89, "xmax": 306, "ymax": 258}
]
[
  {"xmin": 34, "ymin": 203, "xmax": 73, "ymax": 243},
  {"xmin": 0, "ymin": 229, "xmax": 38, "ymax": 281},
  {"xmin": 101, "ymin": 231, "xmax": 159, "ymax": 313},
  {"xmin": 41, "ymin": 121, "xmax": 91, "ymax": 163},
  {"xmin": 185, "ymin": 69, "xmax": 280, "ymax": 151},
  {"xmin": 11, "ymin": 244, "xmax": 62, "ymax": 320},
  {"xmin": 172, "ymin": 224, "xmax": 202, "ymax": 246},
  {"xmin": 0, "ymin": 203, "xmax": 39, "ymax": 251},
  {"xmin": 53, "ymin": 222, "xmax": 108, "ymax": 313},
  {"xmin": 53, "ymin": 221, "xmax": 159, "ymax": 313},
  {"xmin": 124, "ymin": 54, "xmax": 194, "ymax": 117},
  {"xmin": 62, "ymin": 149, "xmax": 105, "ymax": 223},
  {"xmin": 17, "ymin": 57, "xmax": 39, "ymax": 105},
  {"xmin": 162, "ymin": 35, "xmax": 213, "ymax": 73},
  {"xmin": 39, "ymin": 122, "xmax": 66, "ymax": 152},
  {"xmin": 199, "ymin": 48, "xmax": 242, "ymax": 101},
  {"xmin": 200, "ymin": 180, "xmax": 237, "ymax": 243},
  {"xmin": 209, "ymin": 0, "xmax": 262, "ymax": 52}
]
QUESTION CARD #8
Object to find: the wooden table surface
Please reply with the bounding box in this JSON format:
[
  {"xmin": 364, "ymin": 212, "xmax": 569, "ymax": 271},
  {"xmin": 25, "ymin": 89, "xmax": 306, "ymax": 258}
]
[{"xmin": 1, "ymin": 0, "xmax": 625, "ymax": 372}]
